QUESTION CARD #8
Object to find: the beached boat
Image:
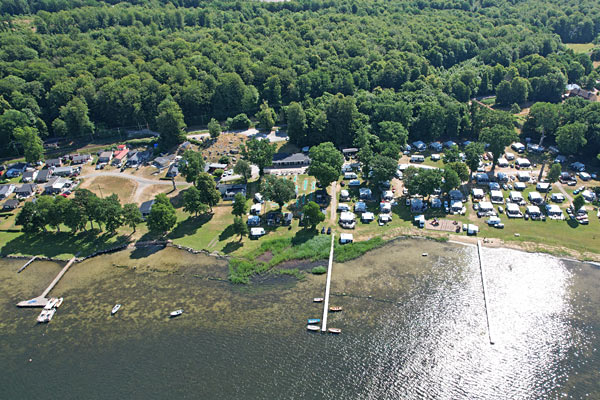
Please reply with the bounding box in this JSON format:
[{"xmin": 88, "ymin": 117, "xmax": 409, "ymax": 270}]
[
  {"xmin": 37, "ymin": 310, "xmax": 49, "ymax": 323},
  {"xmin": 170, "ymin": 309, "xmax": 184, "ymax": 317},
  {"xmin": 307, "ymin": 318, "xmax": 321, "ymax": 324},
  {"xmin": 313, "ymin": 298, "xmax": 324, "ymax": 303},
  {"xmin": 328, "ymin": 328, "xmax": 342, "ymax": 334},
  {"xmin": 54, "ymin": 298, "xmax": 63, "ymax": 309},
  {"xmin": 44, "ymin": 298, "xmax": 57, "ymax": 310},
  {"xmin": 111, "ymin": 304, "xmax": 121, "ymax": 315},
  {"xmin": 329, "ymin": 306, "xmax": 343, "ymax": 312},
  {"xmin": 306, "ymin": 325, "xmax": 320, "ymax": 332}
]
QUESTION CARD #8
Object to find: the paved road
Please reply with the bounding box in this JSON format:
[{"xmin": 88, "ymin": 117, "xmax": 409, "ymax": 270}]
[{"xmin": 555, "ymin": 182, "xmax": 574, "ymax": 203}]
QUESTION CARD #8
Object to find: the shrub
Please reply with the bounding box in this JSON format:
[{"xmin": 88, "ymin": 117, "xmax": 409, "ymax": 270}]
[{"xmin": 311, "ymin": 266, "xmax": 327, "ymax": 274}]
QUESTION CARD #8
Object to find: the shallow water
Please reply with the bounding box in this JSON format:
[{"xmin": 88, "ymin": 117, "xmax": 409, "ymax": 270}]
[{"xmin": 1, "ymin": 240, "xmax": 598, "ymax": 399}]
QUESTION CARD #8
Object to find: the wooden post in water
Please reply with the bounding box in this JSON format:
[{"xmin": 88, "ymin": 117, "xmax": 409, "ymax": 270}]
[{"xmin": 321, "ymin": 233, "xmax": 335, "ymax": 333}]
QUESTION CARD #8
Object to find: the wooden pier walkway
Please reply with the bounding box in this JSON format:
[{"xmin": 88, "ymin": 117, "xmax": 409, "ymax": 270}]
[
  {"xmin": 17, "ymin": 256, "xmax": 37, "ymax": 273},
  {"xmin": 17, "ymin": 256, "xmax": 77, "ymax": 307},
  {"xmin": 321, "ymin": 233, "xmax": 335, "ymax": 333},
  {"xmin": 477, "ymin": 240, "xmax": 494, "ymax": 345}
]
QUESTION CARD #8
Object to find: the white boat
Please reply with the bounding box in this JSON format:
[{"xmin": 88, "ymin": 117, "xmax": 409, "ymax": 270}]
[
  {"xmin": 313, "ymin": 297, "xmax": 324, "ymax": 303},
  {"xmin": 111, "ymin": 304, "xmax": 121, "ymax": 315},
  {"xmin": 170, "ymin": 309, "xmax": 184, "ymax": 318},
  {"xmin": 37, "ymin": 310, "xmax": 49, "ymax": 323},
  {"xmin": 54, "ymin": 298, "xmax": 63, "ymax": 309},
  {"xmin": 44, "ymin": 298, "xmax": 58, "ymax": 310},
  {"xmin": 46, "ymin": 309, "xmax": 56, "ymax": 322},
  {"xmin": 306, "ymin": 325, "xmax": 320, "ymax": 332},
  {"xmin": 328, "ymin": 328, "xmax": 342, "ymax": 334}
]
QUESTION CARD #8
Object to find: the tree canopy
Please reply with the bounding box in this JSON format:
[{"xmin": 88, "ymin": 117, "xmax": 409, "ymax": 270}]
[
  {"xmin": 307, "ymin": 142, "xmax": 344, "ymax": 189},
  {"xmin": 261, "ymin": 175, "xmax": 296, "ymax": 210}
]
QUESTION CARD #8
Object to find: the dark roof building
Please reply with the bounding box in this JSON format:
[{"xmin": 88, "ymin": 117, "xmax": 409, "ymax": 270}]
[
  {"xmin": 3, "ymin": 198, "xmax": 19, "ymax": 210},
  {"xmin": 45, "ymin": 158, "xmax": 61, "ymax": 167},
  {"xmin": 271, "ymin": 153, "xmax": 310, "ymax": 167},
  {"xmin": 15, "ymin": 183, "xmax": 36, "ymax": 197},
  {"xmin": 72, "ymin": 154, "xmax": 91, "ymax": 164},
  {"xmin": 217, "ymin": 183, "xmax": 247, "ymax": 200},
  {"xmin": 35, "ymin": 169, "xmax": 52, "ymax": 183},
  {"xmin": 139, "ymin": 200, "xmax": 155, "ymax": 218},
  {"xmin": 166, "ymin": 164, "xmax": 179, "ymax": 177},
  {"xmin": 22, "ymin": 170, "xmax": 38, "ymax": 182}
]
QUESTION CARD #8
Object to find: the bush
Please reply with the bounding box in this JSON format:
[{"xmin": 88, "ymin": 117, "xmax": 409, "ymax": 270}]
[
  {"xmin": 214, "ymin": 168, "xmax": 224, "ymax": 178},
  {"xmin": 311, "ymin": 266, "xmax": 327, "ymax": 274},
  {"xmin": 227, "ymin": 113, "xmax": 252, "ymax": 130},
  {"xmin": 219, "ymin": 155, "xmax": 230, "ymax": 164}
]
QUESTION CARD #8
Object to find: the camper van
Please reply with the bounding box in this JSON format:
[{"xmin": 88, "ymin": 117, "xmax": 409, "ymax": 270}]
[{"xmin": 410, "ymin": 155, "xmax": 425, "ymax": 163}]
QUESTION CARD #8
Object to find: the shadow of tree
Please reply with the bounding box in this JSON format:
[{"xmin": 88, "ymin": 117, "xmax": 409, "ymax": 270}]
[
  {"xmin": 219, "ymin": 224, "xmax": 235, "ymax": 241},
  {"xmin": 222, "ymin": 241, "xmax": 243, "ymax": 254},
  {"xmin": 566, "ymin": 219, "xmax": 580, "ymax": 229},
  {"xmin": 129, "ymin": 245, "xmax": 164, "ymax": 259},
  {"xmin": 170, "ymin": 189, "xmax": 187, "ymax": 209},
  {"xmin": 0, "ymin": 229, "xmax": 129, "ymax": 258},
  {"xmin": 291, "ymin": 228, "xmax": 317, "ymax": 246},
  {"xmin": 168, "ymin": 214, "xmax": 213, "ymax": 239}
]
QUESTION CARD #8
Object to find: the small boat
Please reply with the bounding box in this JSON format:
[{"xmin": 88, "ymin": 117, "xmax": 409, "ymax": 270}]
[
  {"xmin": 306, "ymin": 325, "xmax": 320, "ymax": 332},
  {"xmin": 313, "ymin": 298, "xmax": 324, "ymax": 303},
  {"xmin": 45, "ymin": 309, "xmax": 56, "ymax": 322},
  {"xmin": 307, "ymin": 318, "xmax": 321, "ymax": 324},
  {"xmin": 111, "ymin": 304, "xmax": 121, "ymax": 315},
  {"xmin": 54, "ymin": 298, "xmax": 63, "ymax": 309},
  {"xmin": 329, "ymin": 306, "xmax": 343, "ymax": 312},
  {"xmin": 422, "ymin": 253, "xmax": 428, "ymax": 257},
  {"xmin": 37, "ymin": 310, "xmax": 49, "ymax": 323},
  {"xmin": 170, "ymin": 309, "xmax": 184, "ymax": 318},
  {"xmin": 44, "ymin": 298, "xmax": 58, "ymax": 310},
  {"xmin": 328, "ymin": 328, "xmax": 342, "ymax": 334}
]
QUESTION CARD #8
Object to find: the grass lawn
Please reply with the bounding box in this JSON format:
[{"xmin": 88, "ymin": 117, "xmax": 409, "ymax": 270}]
[
  {"xmin": 79, "ymin": 175, "xmax": 138, "ymax": 203},
  {"xmin": 565, "ymin": 43, "xmax": 596, "ymax": 53}
]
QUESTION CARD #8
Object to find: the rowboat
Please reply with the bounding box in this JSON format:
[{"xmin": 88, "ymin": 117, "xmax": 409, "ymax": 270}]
[
  {"xmin": 54, "ymin": 298, "xmax": 64, "ymax": 309},
  {"xmin": 111, "ymin": 304, "xmax": 121, "ymax": 315},
  {"xmin": 313, "ymin": 298, "xmax": 324, "ymax": 303},
  {"xmin": 307, "ymin": 318, "xmax": 321, "ymax": 324},
  {"xmin": 329, "ymin": 306, "xmax": 343, "ymax": 312},
  {"xmin": 306, "ymin": 325, "xmax": 320, "ymax": 332},
  {"xmin": 328, "ymin": 328, "xmax": 341, "ymax": 334},
  {"xmin": 170, "ymin": 309, "xmax": 184, "ymax": 317}
]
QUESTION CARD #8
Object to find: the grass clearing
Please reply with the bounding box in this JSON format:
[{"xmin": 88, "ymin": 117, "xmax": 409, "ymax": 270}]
[
  {"xmin": 565, "ymin": 43, "xmax": 595, "ymax": 53},
  {"xmin": 79, "ymin": 176, "xmax": 137, "ymax": 203}
]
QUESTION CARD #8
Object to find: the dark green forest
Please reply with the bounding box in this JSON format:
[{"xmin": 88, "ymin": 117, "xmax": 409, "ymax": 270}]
[{"xmin": 1, "ymin": 0, "xmax": 599, "ymax": 158}]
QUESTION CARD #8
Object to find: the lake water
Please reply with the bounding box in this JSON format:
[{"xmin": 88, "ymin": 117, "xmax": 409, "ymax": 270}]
[{"xmin": 1, "ymin": 239, "xmax": 598, "ymax": 399}]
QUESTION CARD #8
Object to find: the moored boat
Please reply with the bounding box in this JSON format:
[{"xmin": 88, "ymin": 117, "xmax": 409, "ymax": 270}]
[
  {"xmin": 329, "ymin": 306, "xmax": 343, "ymax": 312},
  {"xmin": 111, "ymin": 304, "xmax": 121, "ymax": 315},
  {"xmin": 46, "ymin": 309, "xmax": 56, "ymax": 322},
  {"xmin": 313, "ymin": 298, "xmax": 324, "ymax": 303},
  {"xmin": 44, "ymin": 298, "xmax": 58, "ymax": 310},
  {"xmin": 307, "ymin": 318, "xmax": 321, "ymax": 324},
  {"xmin": 328, "ymin": 328, "xmax": 342, "ymax": 334},
  {"xmin": 170, "ymin": 309, "xmax": 184, "ymax": 317},
  {"xmin": 37, "ymin": 310, "xmax": 49, "ymax": 323},
  {"xmin": 306, "ymin": 325, "xmax": 320, "ymax": 332},
  {"xmin": 54, "ymin": 298, "xmax": 63, "ymax": 309}
]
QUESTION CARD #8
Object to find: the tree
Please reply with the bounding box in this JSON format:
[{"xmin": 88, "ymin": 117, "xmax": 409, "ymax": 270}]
[
  {"xmin": 556, "ymin": 122, "xmax": 587, "ymax": 155},
  {"xmin": 156, "ymin": 97, "xmax": 186, "ymax": 150},
  {"xmin": 208, "ymin": 118, "xmax": 221, "ymax": 139},
  {"xmin": 73, "ymin": 189, "xmax": 100, "ymax": 230},
  {"xmin": 445, "ymin": 162, "xmax": 470, "ymax": 182},
  {"xmin": 227, "ymin": 113, "xmax": 251, "ymax": 130},
  {"xmin": 59, "ymin": 97, "xmax": 94, "ymax": 137},
  {"xmin": 232, "ymin": 216, "xmax": 249, "ymax": 241},
  {"xmin": 62, "ymin": 199, "xmax": 87, "ymax": 233},
  {"xmin": 241, "ymin": 138, "xmax": 276, "ymax": 176},
  {"xmin": 234, "ymin": 159, "xmax": 252, "ymax": 182},
  {"xmin": 464, "ymin": 142, "xmax": 484, "ymax": 177},
  {"xmin": 370, "ymin": 155, "xmax": 397, "ymax": 184},
  {"xmin": 442, "ymin": 168, "xmax": 461, "ymax": 194},
  {"xmin": 102, "ymin": 194, "xmax": 123, "ymax": 233},
  {"xmin": 180, "ymin": 149, "xmax": 205, "ymax": 184},
  {"xmin": 13, "ymin": 126, "xmax": 43, "ymax": 163},
  {"xmin": 403, "ymin": 167, "xmax": 443, "ymax": 198},
  {"xmin": 443, "ymin": 146, "xmax": 461, "ymax": 163},
  {"xmin": 16, "ymin": 201, "xmax": 43, "ymax": 233},
  {"xmin": 546, "ymin": 163, "xmax": 562, "ymax": 183},
  {"xmin": 195, "ymin": 172, "xmax": 221, "ymax": 211},
  {"xmin": 33, "ymin": 195, "xmax": 55, "ymax": 232},
  {"xmin": 307, "ymin": 142, "xmax": 344, "ymax": 188},
  {"xmin": 479, "ymin": 126, "xmax": 518, "ymax": 170},
  {"xmin": 527, "ymin": 102, "xmax": 558, "ymax": 141},
  {"xmin": 286, "ymin": 102, "xmax": 306, "ymax": 145},
  {"xmin": 256, "ymin": 101, "xmax": 276, "ymax": 132},
  {"xmin": 302, "ymin": 201, "xmax": 325, "ymax": 230},
  {"xmin": 377, "ymin": 121, "xmax": 408, "ymax": 146},
  {"xmin": 122, "ymin": 203, "xmax": 143, "ymax": 233},
  {"xmin": 183, "ymin": 186, "xmax": 207, "ymax": 216},
  {"xmin": 261, "ymin": 175, "xmax": 296, "ymax": 210},
  {"xmin": 232, "ymin": 193, "xmax": 248, "ymax": 217},
  {"xmin": 357, "ymin": 142, "xmax": 374, "ymax": 178},
  {"xmin": 573, "ymin": 195, "xmax": 585, "ymax": 213},
  {"xmin": 147, "ymin": 195, "xmax": 177, "ymax": 235}
]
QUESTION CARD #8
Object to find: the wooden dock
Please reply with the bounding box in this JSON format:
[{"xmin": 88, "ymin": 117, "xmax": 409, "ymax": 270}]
[
  {"xmin": 321, "ymin": 233, "xmax": 335, "ymax": 333},
  {"xmin": 17, "ymin": 256, "xmax": 77, "ymax": 307},
  {"xmin": 477, "ymin": 240, "xmax": 494, "ymax": 345},
  {"xmin": 17, "ymin": 256, "xmax": 37, "ymax": 273}
]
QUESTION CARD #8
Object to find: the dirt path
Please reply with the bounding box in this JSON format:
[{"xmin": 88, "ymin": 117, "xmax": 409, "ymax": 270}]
[
  {"xmin": 329, "ymin": 181, "xmax": 337, "ymax": 224},
  {"xmin": 555, "ymin": 182, "xmax": 574, "ymax": 203}
]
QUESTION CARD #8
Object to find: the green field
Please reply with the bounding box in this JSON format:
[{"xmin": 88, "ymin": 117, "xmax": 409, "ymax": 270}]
[{"xmin": 565, "ymin": 43, "xmax": 596, "ymax": 53}]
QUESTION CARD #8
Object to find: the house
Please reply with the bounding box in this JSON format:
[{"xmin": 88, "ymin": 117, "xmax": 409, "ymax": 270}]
[
  {"xmin": 339, "ymin": 211, "xmax": 356, "ymax": 229},
  {"xmin": 204, "ymin": 163, "xmax": 227, "ymax": 173},
  {"xmin": 412, "ymin": 141, "xmax": 426, "ymax": 151},
  {"xmin": 517, "ymin": 171, "xmax": 530, "ymax": 182},
  {"xmin": 516, "ymin": 158, "xmax": 531, "ymax": 168},
  {"xmin": 98, "ymin": 151, "xmax": 113, "ymax": 164},
  {"xmin": 359, "ymin": 187, "xmax": 372, "ymax": 200},
  {"xmin": 509, "ymin": 191, "xmax": 524, "ymax": 203},
  {"xmin": 53, "ymin": 166, "xmax": 76, "ymax": 177},
  {"xmin": 506, "ymin": 203, "xmax": 523, "ymax": 218},
  {"xmin": 471, "ymin": 188, "xmax": 485, "ymax": 200},
  {"xmin": 0, "ymin": 184, "xmax": 15, "ymax": 199},
  {"xmin": 139, "ymin": 200, "xmax": 155, "ymax": 219},
  {"xmin": 528, "ymin": 191, "xmax": 543, "ymax": 205},
  {"xmin": 72, "ymin": 154, "xmax": 92, "ymax": 165},
  {"xmin": 217, "ymin": 183, "xmax": 247, "ymax": 200},
  {"xmin": 339, "ymin": 233, "xmax": 354, "ymax": 244},
  {"xmin": 44, "ymin": 177, "xmax": 71, "ymax": 194},
  {"xmin": 567, "ymin": 85, "xmax": 598, "ymax": 101},
  {"xmin": 45, "ymin": 158, "xmax": 62, "ymax": 168},
  {"xmin": 536, "ymin": 182, "xmax": 551, "ymax": 192},
  {"xmin": 271, "ymin": 153, "xmax": 310, "ymax": 168},
  {"xmin": 551, "ymin": 193, "xmax": 565, "ymax": 203},
  {"xmin": 22, "ymin": 170, "xmax": 38, "ymax": 183},
  {"xmin": 35, "ymin": 169, "xmax": 52, "ymax": 183},
  {"xmin": 354, "ymin": 201, "xmax": 367, "ymax": 213},
  {"xmin": 166, "ymin": 164, "xmax": 179, "ymax": 178},
  {"xmin": 546, "ymin": 204, "xmax": 563, "ymax": 220},
  {"xmin": 342, "ymin": 148, "xmax": 358, "ymax": 157},
  {"xmin": 6, "ymin": 162, "xmax": 26, "ymax": 178},
  {"xmin": 2, "ymin": 198, "xmax": 19, "ymax": 210},
  {"xmin": 361, "ymin": 212, "xmax": 375, "ymax": 223},
  {"xmin": 15, "ymin": 183, "xmax": 36, "ymax": 198},
  {"xmin": 250, "ymin": 227, "xmax": 266, "ymax": 239},
  {"xmin": 490, "ymin": 190, "xmax": 504, "ymax": 204},
  {"xmin": 127, "ymin": 150, "xmax": 151, "ymax": 167},
  {"xmin": 247, "ymin": 215, "xmax": 261, "ymax": 226},
  {"xmin": 178, "ymin": 141, "xmax": 192, "ymax": 153},
  {"xmin": 111, "ymin": 148, "xmax": 129, "ymax": 166}
]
